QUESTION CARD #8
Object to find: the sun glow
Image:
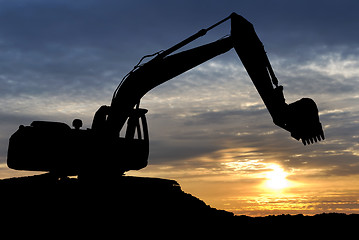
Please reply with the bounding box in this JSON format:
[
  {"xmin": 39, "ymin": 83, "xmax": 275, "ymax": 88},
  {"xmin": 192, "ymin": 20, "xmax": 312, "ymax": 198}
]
[{"xmin": 265, "ymin": 164, "xmax": 289, "ymax": 190}]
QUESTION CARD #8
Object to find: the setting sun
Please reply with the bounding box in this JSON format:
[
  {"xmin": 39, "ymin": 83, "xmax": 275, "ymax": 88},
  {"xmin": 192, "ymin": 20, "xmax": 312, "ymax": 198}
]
[{"xmin": 265, "ymin": 164, "xmax": 289, "ymax": 190}]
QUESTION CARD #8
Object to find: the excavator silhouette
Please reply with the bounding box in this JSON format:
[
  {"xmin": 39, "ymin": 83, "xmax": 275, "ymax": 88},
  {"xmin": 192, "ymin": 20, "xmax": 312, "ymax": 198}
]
[{"xmin": 7, "ymin": 13, "xmax": 324, "ymax": 178}]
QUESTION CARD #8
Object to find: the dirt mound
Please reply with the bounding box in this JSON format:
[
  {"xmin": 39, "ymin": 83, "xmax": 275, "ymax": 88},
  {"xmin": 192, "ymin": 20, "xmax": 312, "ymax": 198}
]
[{"xmin": 0, "ymin": 174, "xmax": 232, "ymax": 217}]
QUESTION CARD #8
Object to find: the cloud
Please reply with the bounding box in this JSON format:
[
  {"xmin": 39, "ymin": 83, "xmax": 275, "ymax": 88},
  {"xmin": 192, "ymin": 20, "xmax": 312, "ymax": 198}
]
[
  {"xmin": 1, "ymin": 0, "xmax": 357, "ymax": 99},
  {"xmin": 1, "ymin": 1, "xmax": 359, "ymax": 180}
]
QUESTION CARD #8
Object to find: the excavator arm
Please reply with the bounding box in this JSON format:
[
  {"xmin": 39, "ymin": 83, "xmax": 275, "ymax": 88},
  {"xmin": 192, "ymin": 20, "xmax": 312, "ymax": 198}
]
[{"xmin": 106, "ymin": 13, "xmax": 324, "ymax": 145}]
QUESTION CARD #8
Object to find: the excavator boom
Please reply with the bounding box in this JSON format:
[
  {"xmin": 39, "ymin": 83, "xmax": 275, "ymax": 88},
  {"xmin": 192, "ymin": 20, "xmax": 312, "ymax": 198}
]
[
  {"xmin": 108, "ymin": 36, "xmax": 233, "ymax": 133},
  {"xmin": 108, "ymin": 13, "xmax": 324, "ymax": 145}
]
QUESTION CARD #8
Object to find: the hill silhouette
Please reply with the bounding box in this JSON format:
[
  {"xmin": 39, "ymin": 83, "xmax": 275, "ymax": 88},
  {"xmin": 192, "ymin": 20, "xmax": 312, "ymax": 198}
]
[
  {"xmin": 1, "ymin": 173, "xmax": 358, "ymax": 231},
  {"xmin": 0, "ymin": 173, "xmax": 232, "ymax": 218}
]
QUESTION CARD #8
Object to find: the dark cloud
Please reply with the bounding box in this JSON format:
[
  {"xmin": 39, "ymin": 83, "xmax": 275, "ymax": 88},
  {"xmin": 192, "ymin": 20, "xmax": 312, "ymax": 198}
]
[
  {"xmin": 0, "ymin": 0, "xmax": 357, "ymax": 98},
  {"xmin": 246, "ymin": 1, "xmax": 359, "ymax": 57},
  {"xmin": 182, "ymin": 107, "xmax": 266, "ymax": 126}
]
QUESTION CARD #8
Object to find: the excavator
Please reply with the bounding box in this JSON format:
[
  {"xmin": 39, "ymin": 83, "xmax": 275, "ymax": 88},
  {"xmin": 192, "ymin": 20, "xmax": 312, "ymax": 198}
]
[{"xmin": 7, "ymin": 13, "xmax": 324, "ymax": 178}]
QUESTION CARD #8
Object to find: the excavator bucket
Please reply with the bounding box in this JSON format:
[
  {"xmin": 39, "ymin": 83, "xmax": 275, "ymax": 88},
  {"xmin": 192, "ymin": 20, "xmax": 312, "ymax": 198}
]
[{"xmin": 285, "ymin": 98, "xmax": 325, "ymax": 145}]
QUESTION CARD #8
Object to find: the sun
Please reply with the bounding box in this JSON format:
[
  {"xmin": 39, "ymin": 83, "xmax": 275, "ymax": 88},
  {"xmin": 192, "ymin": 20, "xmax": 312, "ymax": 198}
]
[{"xmin": 265, "ymin": 164, "xmax": 289, "ymax": 190}]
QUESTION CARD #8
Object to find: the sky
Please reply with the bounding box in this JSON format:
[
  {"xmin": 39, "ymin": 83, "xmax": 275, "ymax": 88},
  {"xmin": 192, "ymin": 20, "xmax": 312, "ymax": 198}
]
[{"xmin": 0, "ymin": 0, "xmax": 359, "ymax": 216}]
